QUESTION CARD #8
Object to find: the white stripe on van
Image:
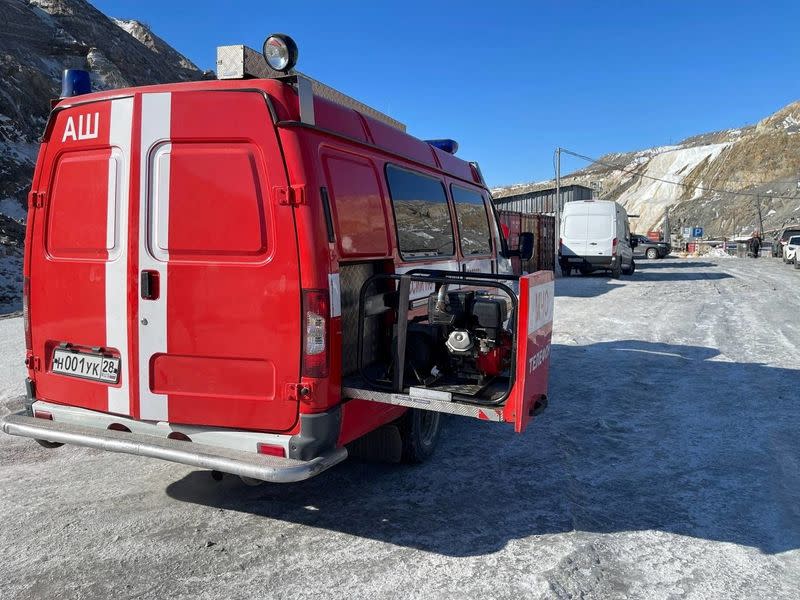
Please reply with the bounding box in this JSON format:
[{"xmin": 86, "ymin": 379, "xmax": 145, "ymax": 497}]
[
  {"xmin": 138, "ymin": 93, "xmax": 171, "ymax": 422},
  {"xmin": 328, "ymin": 273, "xmax": 341, "ymax": 318},
  {"xmin": 106, "ymin": 97, "xmax": 133, "ymax": 416}
]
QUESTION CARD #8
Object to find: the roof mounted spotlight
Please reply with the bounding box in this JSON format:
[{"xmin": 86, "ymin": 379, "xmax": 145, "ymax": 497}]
[{"xmin": 262, "ymin": 33, "xmax": 298, "ymax": 73}]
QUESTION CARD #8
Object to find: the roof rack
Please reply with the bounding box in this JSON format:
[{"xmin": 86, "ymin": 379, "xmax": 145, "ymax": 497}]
[{"xmin": 216, "ymin": 45, "xmax": 406, "ymax": 132}]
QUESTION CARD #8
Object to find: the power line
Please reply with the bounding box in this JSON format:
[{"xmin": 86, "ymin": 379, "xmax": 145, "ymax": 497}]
[{"xmin": 558, "ymin": 147, "xmax": 800, "ymax": 201}]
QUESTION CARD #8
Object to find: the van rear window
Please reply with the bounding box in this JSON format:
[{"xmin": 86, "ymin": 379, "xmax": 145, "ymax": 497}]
[
  {"xmin": 451, "ymin": 185, "xmax": 492, "ymax": 255},
  {"xmin": 587, "ymin": 216, "xmax": 613, "ymax": 239},
  {"xmin": 563, "ymin": 215, "xmax": 586, "ymax": 239},
  {"xmin": 385, "ymin": 165, "xmax": 454, "ymax": 259},
  {"xmin": 151, "ymin": 143, "xmax": 267, "ymax": 261},
  {"xmin": 47, "ymin": 149, "xmax": 117, "ymax": 260}
]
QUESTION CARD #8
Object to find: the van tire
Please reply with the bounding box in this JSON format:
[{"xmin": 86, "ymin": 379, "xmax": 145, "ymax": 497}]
[
  {"xmin": 646, "ymin": 248, "xmax": 658, "ymax": 260},
  {"xmin": 610, "ymin": 262, "xmax": 622, "ymax": 279},
  {"xmin": 399, "ymin": 409, "xmax": 441, "ymax": 463},
  {"xmin": 622, "ymin": 259, "xmax": 636, "ymax": 276},
  {"xmin": 35, "ymin": 439, "xmax": 64, "ymax": 449}
]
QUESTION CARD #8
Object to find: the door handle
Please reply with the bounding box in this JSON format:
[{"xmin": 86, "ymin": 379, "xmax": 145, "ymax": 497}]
[
  {"xmin": 589, "ymin": 242, "xmax": 598, "ymax": 245},
  {"xmin": 140, "ymin": 270, "xmax": 160, "ymax": 300}
]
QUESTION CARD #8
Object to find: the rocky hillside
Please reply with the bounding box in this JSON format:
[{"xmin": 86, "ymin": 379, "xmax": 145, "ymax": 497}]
[
  {"xmin": 0, "ymin": 0, "xmax": 204, "ymax": 311},
  {"xmin": 493, "ymin": 101, "xmax": 800, "ymax": 240}
]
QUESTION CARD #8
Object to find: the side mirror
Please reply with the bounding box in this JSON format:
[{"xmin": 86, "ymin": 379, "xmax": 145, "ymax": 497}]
[{"xmin": 519, "ymin": 232, "xmax": 534, "ymax": 261}]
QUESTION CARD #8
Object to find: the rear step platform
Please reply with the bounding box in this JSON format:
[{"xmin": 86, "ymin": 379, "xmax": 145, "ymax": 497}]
[
  {"xmin": 343, "ymin": 386, "xmax": 505, "ymax": 422},
  {"xmin": 2, "ymin": 412, "xmax": 347, "ymax": 483}
]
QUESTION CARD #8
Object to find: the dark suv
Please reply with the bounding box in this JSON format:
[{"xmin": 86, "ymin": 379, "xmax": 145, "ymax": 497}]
[
  {"xmin": 632, "ymin": 234, "xmax": 671, "ymax": 259},
  {"xmin": 771, "ymin": 226, "xmax": 800, "ymax": 257}
]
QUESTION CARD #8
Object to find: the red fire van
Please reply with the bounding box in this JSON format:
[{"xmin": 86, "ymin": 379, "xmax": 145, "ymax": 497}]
[{"xmin": 2, "ymin": 36, "xmax": 554, "ymax": 484}]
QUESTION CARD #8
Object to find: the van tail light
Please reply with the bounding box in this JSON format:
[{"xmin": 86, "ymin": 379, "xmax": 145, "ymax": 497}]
[
  {"xmin": 612, "ymin": 238, "xmax": 618, "ymax": 253},
  {"xmin": 302, "ymin": 290, "xmax": 329, "ymax": 378},
  {"xmin": 23, "ymin": 276, "xmax": 31, "ymax": 352},
  {"xmin": 558, "ymin": 237, "xmax": 563, "ymax": 253}
]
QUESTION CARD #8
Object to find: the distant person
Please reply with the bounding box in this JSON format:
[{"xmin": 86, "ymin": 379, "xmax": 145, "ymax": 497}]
[{"xmin": 749, "ymin": 232, "xmax": 761, "ymax": 258}]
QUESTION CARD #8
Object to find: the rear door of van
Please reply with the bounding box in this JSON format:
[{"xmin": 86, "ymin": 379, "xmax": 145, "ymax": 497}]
[
  {"xmin": 585, "ymin": 202, "xmax": 616, "ymax": 258},
  {"xmin": 561, "ymin": 203, "xmax": 589, "ymax": 257},
  {"xmin": 29, "ymin": 90, "xmax": 302, "ymax": 432}
]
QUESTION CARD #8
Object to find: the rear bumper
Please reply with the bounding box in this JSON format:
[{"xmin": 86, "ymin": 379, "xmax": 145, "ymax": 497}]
[
  {"xmin": 2, "ymin": 411, "xmax": 347, "ymax": 483},
  {"xmin": 559, "ymin": 255, "xmax": 615, "ymax": 268}
]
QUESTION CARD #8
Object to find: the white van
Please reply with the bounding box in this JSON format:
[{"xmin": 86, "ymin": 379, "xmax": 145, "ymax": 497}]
[{"xmin": 558, "ymin": 200, "xmax": 636, "ymax": 277}]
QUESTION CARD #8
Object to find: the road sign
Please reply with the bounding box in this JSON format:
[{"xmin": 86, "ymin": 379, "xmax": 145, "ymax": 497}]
[
  {"xmin": 682, "ymin": 227, "xmax": 691, "ymax": 237},
  {"xmin": 692, "ymin": 227, "xmax": 704, "ymax": 238}
]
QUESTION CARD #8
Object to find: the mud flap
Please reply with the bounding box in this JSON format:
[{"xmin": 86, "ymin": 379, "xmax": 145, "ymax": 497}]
[{"xmin": 503, "ymin": 271, "xmax": 554, "ymax": 433}]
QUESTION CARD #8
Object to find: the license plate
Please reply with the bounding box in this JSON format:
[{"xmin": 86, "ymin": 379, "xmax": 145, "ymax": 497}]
[{"xmin": 51, "ymin": 349, "xmax": 120, "ymax": 384}]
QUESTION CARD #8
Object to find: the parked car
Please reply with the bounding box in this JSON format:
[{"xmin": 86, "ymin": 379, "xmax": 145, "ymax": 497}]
[
  {"xmin": 559, "ymin": 200, "xmax": 635, "ymax": 277},
  {"xmin": 783, "ymin": 235, "xmax": 800, "ymax": 263},
  {"xmin": 772, "ymin": 226, "xmax": 800, "ymax": 257},
  {"xmin": 631, "ymin": 234, "xmax": 671, "ymax": 259}
]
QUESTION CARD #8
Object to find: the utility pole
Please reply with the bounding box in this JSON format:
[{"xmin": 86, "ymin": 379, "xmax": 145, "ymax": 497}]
[
  {"xmin": 555, "ymin": 147, "xmax": 561, "ymax": 261},
  {"xmin": 755, "ymin": 195, "xmax": 764, "ymax": 236}
]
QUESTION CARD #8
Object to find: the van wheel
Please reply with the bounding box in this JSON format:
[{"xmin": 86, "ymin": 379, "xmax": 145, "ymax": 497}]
[
  {"xmin": 622, "ymin": 259, "xmax": 636, "ymax": 275},
  {"xmin": 610, "ymin": 262, "xmax": 622, "ymax": 279},
  {"xmin": 646, "ymin": 248, "xmax": 658, "ymax": 260},
  {"xmin": 399, "ymin": 409, "xmax": 441, "ymax": 463},
  {"xmin": 35, "ymin": 439, "xmax": 64, "ymax": 449}
]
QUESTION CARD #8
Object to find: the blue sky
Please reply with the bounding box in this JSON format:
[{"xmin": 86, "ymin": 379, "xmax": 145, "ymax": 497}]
[{"xmin": 92, "ymin": 1, "xmax": 800, "ymax": 187}]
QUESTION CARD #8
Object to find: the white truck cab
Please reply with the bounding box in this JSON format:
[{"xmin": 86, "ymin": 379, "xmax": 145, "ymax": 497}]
[{"xmin": 558, "ymin": 200, "xmax": 635, "ymax": 278}]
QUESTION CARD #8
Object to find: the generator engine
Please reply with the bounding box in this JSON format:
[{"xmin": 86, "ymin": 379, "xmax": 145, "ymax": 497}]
[{"xmin": 426, "ymin": 288, "xmax": 512, "ymax": 379}]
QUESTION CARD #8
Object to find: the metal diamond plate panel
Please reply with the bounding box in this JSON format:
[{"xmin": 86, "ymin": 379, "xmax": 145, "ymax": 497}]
[
  {"xmin": 342, "ymin": 387, "xmax": 504, "ymax": 422},
  {"xmin": 215, "ymin": 45, "xmax": 406, "ymax": 131},
  {"xmin": 340, "ymin": 263, "xmax": 382, "ymax": 376}
]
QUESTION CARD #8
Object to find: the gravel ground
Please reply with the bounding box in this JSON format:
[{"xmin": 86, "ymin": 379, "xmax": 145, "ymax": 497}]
[{"xmin": 1, "ymin": 257, "xmax": 799, "ymax": 599}]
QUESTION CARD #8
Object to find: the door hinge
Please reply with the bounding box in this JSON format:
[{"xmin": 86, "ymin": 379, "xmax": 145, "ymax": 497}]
[
  {"xmin": 28, "ymin": 191, "xmax": 46, "ymax": 209},
  {"xmin": 275, "ymin": 185, "xmax": 306, "ymax": 206},
  {"xmin": 25, "ymin": 354, "xmax": 41, "ymax": 371}
]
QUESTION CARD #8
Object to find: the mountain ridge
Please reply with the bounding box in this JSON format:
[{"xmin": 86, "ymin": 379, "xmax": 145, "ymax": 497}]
[
  {"xmin": 0, "ymin": 0, "xmax": 205, "ymax": 310},
  {"xmin": 493, "ymin": 100, "xmax": 800, "ymax": 238}
]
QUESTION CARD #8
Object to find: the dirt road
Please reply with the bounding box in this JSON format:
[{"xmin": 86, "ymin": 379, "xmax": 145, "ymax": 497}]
[{"xmin": 1, "ymin": 257, "xmax": 798, "ymax": 599}]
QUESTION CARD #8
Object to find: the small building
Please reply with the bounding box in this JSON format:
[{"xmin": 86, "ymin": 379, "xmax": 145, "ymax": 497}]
[{"xmin": 492, "ymin": 184, "xmax": 594, "ymax": 215}]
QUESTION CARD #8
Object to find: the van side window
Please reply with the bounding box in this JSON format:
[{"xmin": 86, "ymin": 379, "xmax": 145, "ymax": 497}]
[
  {"xmin": 385, "ymin": 164, "xmax": 454, "ymax": 259},
  {"xmin": 451, "ymin": 185, "xmax": 492, "ymax": 255},
  {"xmin": 322, "ymin": 152, "xmax": 390, "ymax": 257}
]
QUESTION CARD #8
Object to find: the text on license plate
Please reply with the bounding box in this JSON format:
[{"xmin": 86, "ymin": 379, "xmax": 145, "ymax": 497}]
[{"xmin": 51, "ymin": 349, "xmax": 120, "ymax": 383}]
